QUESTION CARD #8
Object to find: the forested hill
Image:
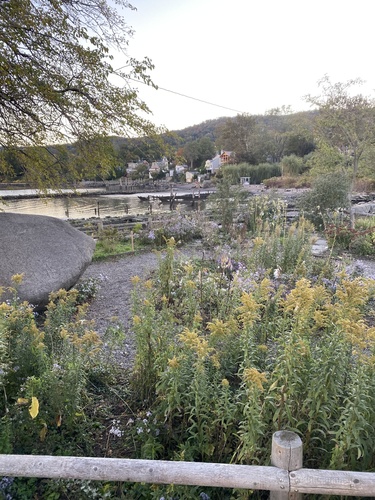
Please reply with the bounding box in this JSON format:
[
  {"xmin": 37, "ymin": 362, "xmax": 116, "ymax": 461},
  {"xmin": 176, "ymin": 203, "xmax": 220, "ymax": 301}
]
[
  {"xmin": 113, "ymin": 110, "xmax": 317, "ymax": 154},
  {"xmin": 162, "ymin": 110, "xmax": 317, "ymax": 148},
  {"xmin": 166, "ymin": 116, "xmax": 230, "ymax": 144}
]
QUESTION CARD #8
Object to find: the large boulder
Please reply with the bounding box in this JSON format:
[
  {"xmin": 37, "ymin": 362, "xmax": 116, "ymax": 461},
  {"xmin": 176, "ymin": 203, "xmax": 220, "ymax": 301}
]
[{"xmin": 0, "ymin": 212, "xmax": 96, "ymax": 308}]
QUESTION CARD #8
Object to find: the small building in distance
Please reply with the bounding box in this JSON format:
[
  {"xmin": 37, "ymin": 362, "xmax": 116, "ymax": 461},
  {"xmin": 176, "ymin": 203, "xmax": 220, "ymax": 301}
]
[{"xmin": 205, "ymin": 150, "xmax": 234, "ymax": 174}]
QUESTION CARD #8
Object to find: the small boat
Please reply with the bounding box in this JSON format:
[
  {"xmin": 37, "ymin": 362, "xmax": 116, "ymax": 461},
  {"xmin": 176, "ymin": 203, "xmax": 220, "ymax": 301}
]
[
  {"xmin": 155, "ymin": 191, "xmax": 213, "ymax": 203},
  {"xmin": 138, "ymin": 195, "xmax": 159, "ymax": 202}
]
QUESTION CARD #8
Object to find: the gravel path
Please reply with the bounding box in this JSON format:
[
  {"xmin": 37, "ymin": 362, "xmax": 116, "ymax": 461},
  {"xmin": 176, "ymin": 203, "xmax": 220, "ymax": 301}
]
[{"xmin": 79, "ymin": 244, "xmax": 205, "ymax": 367}]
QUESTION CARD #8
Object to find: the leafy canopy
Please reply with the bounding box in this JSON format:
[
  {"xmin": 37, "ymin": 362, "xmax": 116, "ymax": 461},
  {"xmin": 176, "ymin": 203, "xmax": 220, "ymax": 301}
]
[
  {"xmin": 0, "ymin": 0, "xmax": 158, "ymax": 185},
  {"xmin": 305, "ymin": 75, "xmax": 375, "ymax": 185}
]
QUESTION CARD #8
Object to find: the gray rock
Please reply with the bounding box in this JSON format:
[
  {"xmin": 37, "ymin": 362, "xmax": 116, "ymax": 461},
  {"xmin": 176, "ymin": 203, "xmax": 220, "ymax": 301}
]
[{"xmin": 0, "ymin": 212, "xmax": 96, "ymax": 308}]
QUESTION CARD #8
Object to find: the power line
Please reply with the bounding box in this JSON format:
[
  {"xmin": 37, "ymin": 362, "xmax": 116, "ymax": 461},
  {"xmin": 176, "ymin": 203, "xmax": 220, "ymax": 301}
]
[{"xmin": 117, "ymin": 70, "xmax": 246, "ymax": 114}]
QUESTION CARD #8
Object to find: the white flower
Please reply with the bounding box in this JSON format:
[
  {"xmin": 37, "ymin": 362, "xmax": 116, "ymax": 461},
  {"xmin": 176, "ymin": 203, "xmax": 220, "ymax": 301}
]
[
  {"xmin": 273, "ymin": 267, "xmax": 281, "ymax": 279},
  {"xmin": 109, "ymin": 422, "xmax": 123, "ymax": 438}
]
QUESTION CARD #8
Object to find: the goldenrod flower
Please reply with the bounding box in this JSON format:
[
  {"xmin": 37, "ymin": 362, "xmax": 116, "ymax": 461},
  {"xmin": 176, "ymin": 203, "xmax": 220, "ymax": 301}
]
[
  {"xmin": 242, "ymin": 367, "xmax": 267, "ymax": 391},
  {"xmin": 179, "ymin": 327, "xmax": 213, "ymax": 359},
  {"xmin": 193, "ymin": 312, "xmax": 203, "ymax": 324},
  {"xmin": 313, "ymin": 310, "xmax": 327, "ymax": 329},
  {"xmin": 207, "ymin": 318, "xmax": 237, "ymax": 337},
  {"xmin": 144, "ymin": 280, "xmax": 153, "ymax": 290},
  {"xmin": 133, "ymin": 315, "xmax": 141, "ymax": 326},
  {"xmin": 168, "ymin": 356, "xmax": 179, "ymax": 368},
  {"xmin": 11, "ymin": 273, "xmax": 24, "ymax": 285},
  {"xmin": 253, "ymin": 237, "xmax": 265, "ymax": 248},
  {"xmin": 238, "ymin": 292, "xmax": 260, "ymax": 327},
  {"xmin": 0, "ymin": 303, "xmax": 12, "ymax": 313},
  {"xmin": 183, "ymin": 262, "xmax": 194, "ymax": 275},
  {"xmin": 259, "ymin": 278, "xmax": 273, "ymax": 301}
]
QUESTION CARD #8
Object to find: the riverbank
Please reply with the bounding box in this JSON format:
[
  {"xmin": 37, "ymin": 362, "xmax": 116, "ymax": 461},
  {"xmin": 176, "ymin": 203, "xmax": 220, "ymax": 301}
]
[{"xmin": 0, "ymin": 181, "xmax": 209, "ymax": 200}]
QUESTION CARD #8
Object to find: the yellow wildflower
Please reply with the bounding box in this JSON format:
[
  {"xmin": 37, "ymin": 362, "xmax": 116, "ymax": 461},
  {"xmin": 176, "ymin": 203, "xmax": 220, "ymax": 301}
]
[
  {"xmin": 335, "ymin": 279, "xmax": 371, "ymax": 319},
  {"xmin": 193, "ymin": 312, "xmax": 203, "ymax": 324},
  {"xmin": 283, "ymin": 278, "xmax": 316, "ymax": 319},
  {"xmin": 238, "ymin": 292, "xmax": 260, "ymax": 327},
  {"xmin": 11, "ymin": 273, "xmax": 24, "ymax": 285},
  {"xmin": 313, "ymin": 310, "xmax": 327, "ymax": 329},
  {"xmin": 211, "ymin": 353, "xmax": 221, "ymax": 368},
  {"xmin": 207, "ymin": 318, "xmax": 237, "ymax": 337},
  {"xmin": 131, "ymin": 275, "xmax": 141, "ymax": 285},
  {"xmin": 253, "ymin": 236, "xmax": 265, "ymax": 248},
  {"xmin": 144, "ymin": 280, "xmax": 153, "ymax": 290},
  {"xmin": 178, "ymin": 327, "xmax": 213, "ymax": 359},
  {"xmin": 0, "ymin": 302, "xmax": 12, "ymax": 313},
  {"xmin": 168, "ymin": 356, "xmax": 179, "ymax": 369},
  {"xmin": 242, "ymin": 367, "xmax": 267, "ymax": 391},
  {"xmin": 221, "ymin": 378, "xmax": 230, "ymax": 387},
  {"xmin": 60, "ymin": 327, "xmax": 70, "ymax": 339},
  {"xmin": 259, "ymin": 278, "xmax": 273, "ymax": 301},
  {"xmin": 133, "ymin": 315, "xmax": 141, "ymax": 326},
  {"xmin": 183, "ymin": 262, "xmax": 194, "ymax": 275}
]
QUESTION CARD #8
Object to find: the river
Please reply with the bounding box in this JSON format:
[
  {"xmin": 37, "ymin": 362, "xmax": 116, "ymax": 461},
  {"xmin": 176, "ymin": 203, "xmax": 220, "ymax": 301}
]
[{"xmin": 0, "ymin": 189, "xmax": 208, "ymax": 220}]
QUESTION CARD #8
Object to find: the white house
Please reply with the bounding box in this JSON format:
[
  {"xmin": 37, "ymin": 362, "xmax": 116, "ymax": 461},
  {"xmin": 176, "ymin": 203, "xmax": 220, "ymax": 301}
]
[
  {"xmin": 175, "ymin": 164, "xmax": 188, "ymax": 174},
  {"xmin": 205, "ymin": 151, "xmax": 234, "ymax": 174}
]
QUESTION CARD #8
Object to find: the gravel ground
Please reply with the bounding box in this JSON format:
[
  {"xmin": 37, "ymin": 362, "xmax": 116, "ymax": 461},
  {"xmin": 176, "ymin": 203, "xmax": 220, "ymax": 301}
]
[{"xmin": 79, "ymin": 243, "xmax": 205, "ymax": 367}]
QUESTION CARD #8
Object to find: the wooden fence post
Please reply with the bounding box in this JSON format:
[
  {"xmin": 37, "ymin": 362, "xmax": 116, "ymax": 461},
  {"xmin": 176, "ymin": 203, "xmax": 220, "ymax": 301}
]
[{"xmin": 270, "ymin": 431, "xmax": 303, "ymax": 500}]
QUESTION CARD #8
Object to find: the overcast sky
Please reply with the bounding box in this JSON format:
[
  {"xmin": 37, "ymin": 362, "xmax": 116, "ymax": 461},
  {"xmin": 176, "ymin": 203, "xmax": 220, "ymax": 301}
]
[{"xmin": 112, "ymin": 0, "xmax": 375, "ymax": 132}]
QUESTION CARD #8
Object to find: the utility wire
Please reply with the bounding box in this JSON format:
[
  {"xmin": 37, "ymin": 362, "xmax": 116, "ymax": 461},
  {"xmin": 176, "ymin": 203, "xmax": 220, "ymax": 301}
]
[{"xmin": 116, "ymin": 68, "xmax": 246, "ymax": 114}]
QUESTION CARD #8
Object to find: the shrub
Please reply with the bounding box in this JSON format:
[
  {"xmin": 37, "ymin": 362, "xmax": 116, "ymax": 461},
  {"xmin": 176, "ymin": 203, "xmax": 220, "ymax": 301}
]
[
  {"xmin": 222, "ymin": 163, "xmax": 282, "ymax": 184},
  {"xmin": 281, "ymin": 154, "xmax": 307, "ymax": 176},
  {"xmin": 298, "ymin": 171, "xmax": 351, "ymax": 229},
  {"xmin": 263, "ymin": 175, "xmax": 311, "ymax": 189},
  {"xmin": 0, "ymin": 284, "xmax": 103, "ymax": 456},
  {"xmin": 325, "ymin": 222, "xmax": 375, "ymax": 256}
]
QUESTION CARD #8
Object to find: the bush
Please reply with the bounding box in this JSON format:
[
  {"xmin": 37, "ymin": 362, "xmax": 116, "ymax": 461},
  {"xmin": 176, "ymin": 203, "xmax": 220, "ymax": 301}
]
[
  {"xmin": 298, "ymin": 171, "xmax": 351, "ymax": 229},
  {"xmin": 281, "ymin": 154, "xmax": 308, "ymax": 176},
  {"xmin": 263, "ymin": 175, "xmax": 311, "ymax": 189},
  {"xmin": 325, "ymin": 223, "xmax": 375, "ymax": 256},
  {"xmin": 222, "ymin": 163, "xmax": 282, "ymax": 184}
]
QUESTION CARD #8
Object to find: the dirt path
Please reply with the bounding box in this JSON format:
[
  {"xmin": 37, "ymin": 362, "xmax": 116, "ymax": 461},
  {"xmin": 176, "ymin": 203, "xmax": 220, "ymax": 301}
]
[{"xmin": 79, "ymin": 244, "xmax": 205, "ymax": 366}]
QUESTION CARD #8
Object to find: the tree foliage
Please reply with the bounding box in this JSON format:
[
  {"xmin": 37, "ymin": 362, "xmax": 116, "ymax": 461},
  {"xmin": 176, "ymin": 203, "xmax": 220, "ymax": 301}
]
[
  {"xmin": 0, "ymin": 0, "xmax": 157, "ymax": 186},
  {"xmin": 218, "ymin": 114, "xmax": 258, "ymax": 164},
  {"xmin": 218, "ymin": 111, "xmax": 315, "ymax": 165},
  {"xmin": 183, "ymin": 137, "xmax": 215, "ymax": 169},
  {"xmin": 305, "ymin": 76, "xmax": 375, "ymax": 187}
]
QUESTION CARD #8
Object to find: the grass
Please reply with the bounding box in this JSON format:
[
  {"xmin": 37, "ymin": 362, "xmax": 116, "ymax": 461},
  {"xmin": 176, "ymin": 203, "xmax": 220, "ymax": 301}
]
[{"xmin": 93, "ymin": 240, "xmax": 136, "ymax": 260}]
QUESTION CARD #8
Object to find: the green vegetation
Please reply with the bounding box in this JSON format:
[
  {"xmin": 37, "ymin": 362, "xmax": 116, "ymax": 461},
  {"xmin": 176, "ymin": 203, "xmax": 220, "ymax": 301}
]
[
  {"xmin": 0, "ymin": 0, "xmax": 157, "ymax": 187},
  {"xmin": 93, "ymin": 227, "xmax": 136, "ymax": 260},
  {"xmin": 3, "ymin": 189, "xmax": 375, "ymax": 498},
  {"xmin": 298, "ymin": 171, "xmax": 352, "ymax": 229},
  {"xmin": 221, "ymin": 162, "xmax": 282, "ymax": 184}
]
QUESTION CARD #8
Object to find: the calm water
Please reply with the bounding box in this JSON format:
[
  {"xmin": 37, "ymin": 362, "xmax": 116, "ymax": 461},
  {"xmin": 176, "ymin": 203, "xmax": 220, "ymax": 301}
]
[{"xmin": 0, "ymin": 190, "xmax": 206, "ymax": 220}]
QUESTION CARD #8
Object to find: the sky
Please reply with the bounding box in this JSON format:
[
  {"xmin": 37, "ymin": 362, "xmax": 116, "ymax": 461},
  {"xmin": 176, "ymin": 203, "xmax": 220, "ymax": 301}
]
[{"xmin": 111, "ymin": 0, "xmax": 375, "ymax": 132}]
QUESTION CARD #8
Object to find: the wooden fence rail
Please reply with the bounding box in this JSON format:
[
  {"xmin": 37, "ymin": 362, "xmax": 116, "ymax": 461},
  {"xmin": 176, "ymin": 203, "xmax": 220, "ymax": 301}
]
[{"xmin": 0, "ymin": 431, "xmax": 375, "ymax": 498}]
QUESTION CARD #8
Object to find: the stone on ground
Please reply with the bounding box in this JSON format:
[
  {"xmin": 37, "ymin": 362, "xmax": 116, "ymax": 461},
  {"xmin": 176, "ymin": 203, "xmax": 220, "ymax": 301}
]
[{"xmin": 0, "ymin": 213, "xmax": 96, "ymax": 308}]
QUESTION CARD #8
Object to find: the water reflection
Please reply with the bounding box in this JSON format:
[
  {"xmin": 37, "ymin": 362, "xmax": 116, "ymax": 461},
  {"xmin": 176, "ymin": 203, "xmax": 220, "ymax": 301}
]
[{"xmin": 0, "ymin": 191, "xmax": 206, "ymax": 220}]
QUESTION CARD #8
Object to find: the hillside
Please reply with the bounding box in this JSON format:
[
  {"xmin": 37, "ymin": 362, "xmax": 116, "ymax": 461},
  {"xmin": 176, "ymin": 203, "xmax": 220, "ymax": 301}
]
[{"xmin": 114, "ymin": 110, "xmax": 317, "ymax": 150}]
